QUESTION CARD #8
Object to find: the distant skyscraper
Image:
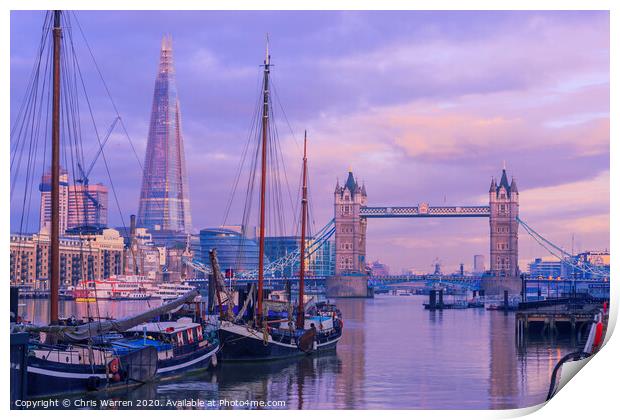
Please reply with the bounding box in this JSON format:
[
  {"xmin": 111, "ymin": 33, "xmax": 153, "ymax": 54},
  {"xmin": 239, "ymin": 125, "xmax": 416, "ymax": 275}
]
[
  {"xmin": 67, "ymin": 183, "xmax": 108, "ymax": 229},
  {"xmin": 137, "ymin": 36, "xmax": 192, "ymax": 234},
  {"xmin": 473, "ymin": 254, "xmax": 485, "ymax": 273},
  {"xmin": 39, "ymin": 167, "xmax": 68, "ymax": 234}
]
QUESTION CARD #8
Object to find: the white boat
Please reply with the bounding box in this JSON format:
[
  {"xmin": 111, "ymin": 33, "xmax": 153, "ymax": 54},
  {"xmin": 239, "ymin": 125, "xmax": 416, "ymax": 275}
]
[
  {"xmin": 151, "ymin": 283, "xmax": 197, "ymax": 301},
  {"xmin": 71, "ymin": 275, "xmax": 155, "ymax": 301}
]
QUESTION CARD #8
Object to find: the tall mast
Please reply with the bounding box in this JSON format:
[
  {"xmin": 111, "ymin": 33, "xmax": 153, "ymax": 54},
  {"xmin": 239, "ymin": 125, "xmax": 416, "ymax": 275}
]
[
  {"xmin": 50, "ymin": 10, "xmax": 62, "ymax": 324},
  {"xmin": 257, "ymin": 36, "xmax": 270, "ymax": 323},
  {"xmin": 296, "ymin": 131, "xmax": 308, "ymax": 329}
]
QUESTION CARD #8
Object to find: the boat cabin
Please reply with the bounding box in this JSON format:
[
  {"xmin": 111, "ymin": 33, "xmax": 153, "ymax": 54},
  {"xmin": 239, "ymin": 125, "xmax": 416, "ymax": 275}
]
[{"xmin": 122, "ymin": 317, "xmax": 208, "ymax": 359}]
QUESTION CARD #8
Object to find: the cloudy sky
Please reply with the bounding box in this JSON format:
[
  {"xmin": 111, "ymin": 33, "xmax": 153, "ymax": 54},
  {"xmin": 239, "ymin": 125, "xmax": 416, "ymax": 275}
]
[{"xmin": 10, "ymin": 10, "xmax": 609, "ymax": 273}]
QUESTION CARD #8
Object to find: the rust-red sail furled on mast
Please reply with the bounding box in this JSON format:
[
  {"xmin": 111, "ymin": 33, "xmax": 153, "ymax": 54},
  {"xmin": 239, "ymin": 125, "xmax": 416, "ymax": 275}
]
[
  {"xmin": 50, "ymin": 10, "xmax": 62, "ymax": 325},
  {"xmin": 296, "ymin": 131, "xmax": 308, "ymax": 329},
  {"xmin": 256, "ymin": 37, "xmax": 271, "ymax": 324}
]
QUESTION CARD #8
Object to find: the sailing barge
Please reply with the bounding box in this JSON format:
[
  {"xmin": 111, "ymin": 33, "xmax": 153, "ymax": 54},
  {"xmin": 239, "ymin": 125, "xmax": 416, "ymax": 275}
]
[
  {"xmin": 24, "ymin": 290, "xmax": 220, "ymax": 397},
  {"xmin": 213, "ymin": 43, "xmax": 343, "ymax": 361}
]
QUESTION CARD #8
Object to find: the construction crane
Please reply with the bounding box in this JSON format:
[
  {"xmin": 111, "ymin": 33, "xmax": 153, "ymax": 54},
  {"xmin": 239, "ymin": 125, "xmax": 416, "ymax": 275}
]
[{"xmin": 75, "ymin": 117, "xmax": 120, "ymax": 230}]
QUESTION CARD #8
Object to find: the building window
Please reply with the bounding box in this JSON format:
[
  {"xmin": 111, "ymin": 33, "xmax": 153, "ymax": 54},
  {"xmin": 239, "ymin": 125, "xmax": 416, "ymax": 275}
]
[
  {"xmin": 340, "ymin": 224, "xmax": 353, "ymax": 234},
  {"xmin": 87, "ymin": 255, "xmax": 95, "ymax": 280},
  {"xmin": 114, "ymin": 253, "xmax": 121, "ymax": 275}
]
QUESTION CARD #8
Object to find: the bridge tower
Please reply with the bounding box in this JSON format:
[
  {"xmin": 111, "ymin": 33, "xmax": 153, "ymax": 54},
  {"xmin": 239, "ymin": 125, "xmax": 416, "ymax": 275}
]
[
  {"xmin": 489, "ymin": 168, "xmax": 519, "ymax": 277},
  {"xmin": 334, "ymin": 170, "xmax": 367, "ymax": 275}
]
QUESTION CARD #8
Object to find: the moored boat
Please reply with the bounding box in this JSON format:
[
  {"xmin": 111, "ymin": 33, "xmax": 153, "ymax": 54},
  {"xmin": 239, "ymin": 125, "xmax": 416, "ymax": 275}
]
[
  {"xmin": 213, "ymin": 44, "xmax": 343, "ymax": 361},
  {"xmin": 218, "ymin": 314, "xmax": 342, "ymax": 361},
  {"xmin": 26, "ymin": 342, "xmax": 157, "ymax": 398},
  {"xmin": 114, "ymin": 317, "xmax": 219, "ymax": 376},
  {"xmin": 71, "ymin": 275, "xmax": 155, "ymax": 301},
  {"xmin": 21, "ymin": 289, "xmax": 212, "ymax": 397},
  {"xmin": 151, "ymin": 282, "xmax": 196, "ymax": 301}
]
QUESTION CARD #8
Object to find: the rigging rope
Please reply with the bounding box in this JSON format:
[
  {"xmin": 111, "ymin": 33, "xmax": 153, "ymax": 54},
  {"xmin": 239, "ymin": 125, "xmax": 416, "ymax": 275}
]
[
  {"xmin": 9, "ymin": 12, "xmax": 147, "ymax": 328},
  {"xmin": 517, "ymin": 216, "xmax": 609, "ymax": 278}
]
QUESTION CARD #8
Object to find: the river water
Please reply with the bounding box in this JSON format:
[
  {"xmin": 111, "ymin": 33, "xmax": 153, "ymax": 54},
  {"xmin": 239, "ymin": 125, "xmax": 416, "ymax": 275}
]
[{"xmin": 20, "ymin": 295, "xmax": 582, "ymax": 409}]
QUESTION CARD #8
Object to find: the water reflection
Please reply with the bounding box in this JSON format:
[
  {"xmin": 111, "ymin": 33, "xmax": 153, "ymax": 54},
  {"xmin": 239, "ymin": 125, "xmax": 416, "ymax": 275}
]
[
  {"xmin": 488, "ymin": 312, "xmax": 519, "ymax": 409},
  {"xmin": 22, "ymin": 295, "xmax": 581, "ymax": 409}
]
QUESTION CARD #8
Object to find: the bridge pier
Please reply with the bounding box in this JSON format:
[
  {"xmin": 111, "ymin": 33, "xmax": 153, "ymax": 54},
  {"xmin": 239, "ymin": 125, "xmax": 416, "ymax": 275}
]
[
  {"xmin": 480, "ymin": 275, "xmax": 522, "ymax": 296},
  {"xmin": 326, "ymin": 273, "xmax": 373, "ymax": 298}
]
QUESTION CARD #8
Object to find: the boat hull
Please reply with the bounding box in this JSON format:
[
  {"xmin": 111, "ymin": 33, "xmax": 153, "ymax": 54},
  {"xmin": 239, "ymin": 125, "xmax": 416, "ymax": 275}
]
[
  {"xmin": 26, "ymin": 343, "xmax": 218, "ymax": 398},
  {"xmin": 26, "ymin": 346, "xmax": 158, "ymax": 398},
  {"xmin": 219, "ymin": 323, "xmax": 341, "ymax": 362},
  {"xmin": 27, "ymin": 358, "xmax": 110, "ymax": 398},
  {"xmin": 156, "ymin": 344, "xmax": 219, "ymax": 376}
]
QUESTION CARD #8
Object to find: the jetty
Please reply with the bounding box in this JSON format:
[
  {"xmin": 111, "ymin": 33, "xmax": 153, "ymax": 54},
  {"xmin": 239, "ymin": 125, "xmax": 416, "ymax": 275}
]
[{"xmin": 515, "ymin": 298, "xmax": 603, "ymax": 339}]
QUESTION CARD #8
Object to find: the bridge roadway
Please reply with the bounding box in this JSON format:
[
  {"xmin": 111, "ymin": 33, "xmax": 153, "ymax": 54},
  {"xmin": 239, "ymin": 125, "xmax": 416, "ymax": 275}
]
[
  {"xmin": 360, "ymin": 205, "xmax": 491, "ymax": 218},
  {"xmin": 183, "ymin": 277, "xmax": 608, "ymax": 302},
  {"xmin": 184, "ymin": 274, "xmax": 485, "ymax": 291}
]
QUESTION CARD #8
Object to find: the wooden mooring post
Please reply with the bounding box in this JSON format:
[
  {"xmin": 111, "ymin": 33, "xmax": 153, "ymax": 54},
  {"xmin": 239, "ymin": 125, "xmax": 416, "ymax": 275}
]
[{"xmin": 10, "ymin": 332, "xmax": 29, "ymax": 407}]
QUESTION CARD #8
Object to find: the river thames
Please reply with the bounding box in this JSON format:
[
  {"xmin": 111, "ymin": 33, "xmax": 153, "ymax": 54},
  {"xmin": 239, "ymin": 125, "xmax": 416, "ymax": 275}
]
[{"xmin": 20, "ymin": 294, "xmax": 582, "ymax": 409}]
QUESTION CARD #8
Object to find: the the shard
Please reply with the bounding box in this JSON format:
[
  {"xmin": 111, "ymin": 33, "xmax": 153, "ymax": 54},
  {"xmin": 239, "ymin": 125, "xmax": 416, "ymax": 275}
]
[{"xmin": 137, "ymin": 36, "xmax": 192, "ymax": 233}]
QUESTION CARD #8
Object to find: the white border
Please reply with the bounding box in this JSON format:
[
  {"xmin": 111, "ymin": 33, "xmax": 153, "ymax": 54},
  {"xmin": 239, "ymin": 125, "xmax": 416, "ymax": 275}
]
[{"xmin": 2, "ymin": 1, "xmax": 617, "ymax": 419}]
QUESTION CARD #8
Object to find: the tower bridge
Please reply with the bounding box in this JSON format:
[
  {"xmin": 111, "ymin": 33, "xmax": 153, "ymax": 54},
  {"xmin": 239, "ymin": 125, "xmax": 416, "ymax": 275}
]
[
  {"xmin": 329, "ymin": 167, "xmax": 520, "ymax": 296},
  {"xmin": 184, "ymin": 165, "xmax": 605, "ymax": 296}
]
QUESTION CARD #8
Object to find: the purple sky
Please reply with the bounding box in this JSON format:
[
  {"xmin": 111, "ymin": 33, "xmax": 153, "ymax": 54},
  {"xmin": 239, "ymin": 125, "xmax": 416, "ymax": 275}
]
[{"xmin": 10, "ymin": 10, "xmax": 609, "ymax": 273}]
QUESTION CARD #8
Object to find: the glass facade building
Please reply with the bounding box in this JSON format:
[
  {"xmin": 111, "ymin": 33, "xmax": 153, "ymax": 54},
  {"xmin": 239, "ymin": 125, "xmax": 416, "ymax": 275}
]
[
  {"xmin": 200, "ymin": 228, "xmax": 259, "ymax": 274},
  {"xmin": 264, "ymin": 236, "xmax": 335, "ymax": 277},
  {"xmin": 39, "ymin": 168, "xmax": 69, "ymax": 234},
  {"xmin": 528, "ymin": 258, "xmax": 566, "ymax": 279},
  {"xmin": 308, "ymin": 238, "xmax": 335, "ymax": 277},
  {"xmin": 67, "ymin": 183, "xmax": 108, "ymax": 229},
  {"xmin": 199, "ymin": 228, "xmax": 335, "ymax": 277},
  {"xmin": 137, "ymin": 36, "xmax": 192, "ymax": 234},
  {"xmin": 264, "ymin": 236, "xmax": 300, "ymax": 278}
]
